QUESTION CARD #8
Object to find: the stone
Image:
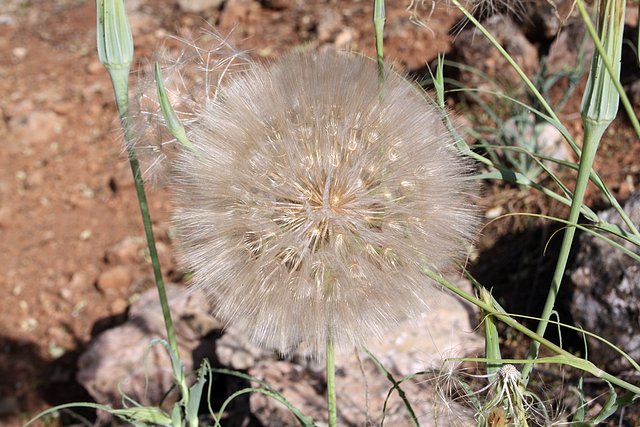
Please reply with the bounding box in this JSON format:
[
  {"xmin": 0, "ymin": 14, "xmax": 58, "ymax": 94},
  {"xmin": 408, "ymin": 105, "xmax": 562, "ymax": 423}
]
[
  {"xmin": 568, "ymin": 191, "xmax": 640, "ymax": 373},
  {"xmin": 545, "ymin": 20, "xmax": 593, "ymax": 76},
  {"xmin": 247, "ymin": 279, "xmax": 481, "ymax": 426},
  {"xmin": 77, "ymin": 285, "xmax": 221, "ymax": 417},
  {"xmin": 451, "ymin": 14, "xmax": 538, "ymax": 97},
  {"xmin": 249, "ymin": 352, "xmax": 477, "ymax": 426},
  {"xmin": 521, "ymin": 0, "xmax": 579, "ymax": 39},
  {"xmin": 364, "ymin": 279, "xmax": 483, "ymax": 374},
  {"xmin": 177, "ymin": 0, "xmax": 225, "ymax": 13},
  {"xmin": 215, "ymin": 323, "xmax": 272, "ymax": 370},
  {"xmin": 96, "ymin": 266, "xmax": 133, "ymax": 292},
  {"xmin": 105, "ymin": 236, "xmax": 146, "ymax": 265}
]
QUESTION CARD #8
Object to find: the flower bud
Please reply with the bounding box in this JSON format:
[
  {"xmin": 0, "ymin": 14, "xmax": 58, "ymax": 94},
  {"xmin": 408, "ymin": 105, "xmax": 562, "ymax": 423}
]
[
  {"xmin": 580, "ymin": 0, "xmax": 625, "ymax": 127},
  {"xmin": 96, "ymin": 0, "xmax": 133, "ymax": 71}
]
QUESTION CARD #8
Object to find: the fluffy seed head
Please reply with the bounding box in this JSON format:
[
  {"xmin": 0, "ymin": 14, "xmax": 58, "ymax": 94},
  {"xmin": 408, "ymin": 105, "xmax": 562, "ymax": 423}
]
[{"xmin": 169, "ymin": 50, "xmax": 478, "ymax": 356}]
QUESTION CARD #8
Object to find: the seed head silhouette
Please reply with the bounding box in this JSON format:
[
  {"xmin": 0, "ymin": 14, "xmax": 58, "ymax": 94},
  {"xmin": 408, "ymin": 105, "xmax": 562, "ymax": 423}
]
[{"xmin": 169, "ymin": 50, "xmax": 478, "ymax": 355}]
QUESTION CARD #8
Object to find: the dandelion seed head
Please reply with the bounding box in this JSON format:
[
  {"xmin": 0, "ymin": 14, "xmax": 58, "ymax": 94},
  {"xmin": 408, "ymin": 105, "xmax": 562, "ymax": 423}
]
[{"xmin": 171, "ymin": 50, "xmax": 478, "ymax": 356}]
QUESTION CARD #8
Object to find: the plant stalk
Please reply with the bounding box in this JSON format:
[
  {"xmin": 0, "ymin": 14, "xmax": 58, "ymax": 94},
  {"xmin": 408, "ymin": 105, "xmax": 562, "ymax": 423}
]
[
  {"xmin": 109, "ymin": 70, "xmax": 180, "ymax": 360},
  {"xmin": 520, "ymin": 124, "xmax": 602, "ymax": 384},
  {"xmin": 373, "ymin": 0, "xmax": 385, "ymax": 87},
  {"xmin": 326, "ymin": 335, "xmax": 337, "ymax": 427},
  {"xmin": 522, "ymin": 0, "xmax": 626, "ymax": 384}
]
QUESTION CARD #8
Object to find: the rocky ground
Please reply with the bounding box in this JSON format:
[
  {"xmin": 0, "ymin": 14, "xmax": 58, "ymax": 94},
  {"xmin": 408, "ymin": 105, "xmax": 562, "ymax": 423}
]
[{"xmin": 1, "ymin": 0, "xmax": 639, "ymax": 425}]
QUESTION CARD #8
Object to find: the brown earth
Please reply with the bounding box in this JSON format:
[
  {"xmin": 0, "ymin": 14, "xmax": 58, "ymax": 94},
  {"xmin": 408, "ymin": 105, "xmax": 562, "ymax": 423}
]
[{"xmin": 0, "ymin": 0, "xmax": 639, "ymax": 425}]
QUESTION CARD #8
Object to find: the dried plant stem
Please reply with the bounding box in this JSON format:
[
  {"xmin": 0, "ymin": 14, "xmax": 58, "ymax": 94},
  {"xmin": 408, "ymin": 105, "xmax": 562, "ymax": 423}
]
[
  {"xmin": 109, "ymin": 70, "xmax": 180, "ymax": 362},
  {"xmin": 326, "ymin": 335, "xmax": 337, "ymax": 427}
]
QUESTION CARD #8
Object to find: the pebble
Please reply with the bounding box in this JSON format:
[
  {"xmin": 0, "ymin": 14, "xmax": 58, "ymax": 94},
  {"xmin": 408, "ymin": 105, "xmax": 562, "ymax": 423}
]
[
  {"xmin": 629, "ymin": 79, "xmax": 640, "ymax": 110},
  {"xmin": 154, "ymin": 241, "xmax": 175, "ymax": 271},
  {"xmin": 334, "ymin": 28, "xmax": 354, "ymax": 49},
  {"xmin": 219, "ymin": 0, "xmax": 256, "ymax": 28},
  {"xmin": 105, "ymin": 236, "xmax": 146, "ymax": 264},
  {"xmin": 68, "ymin": 270, "xmax": 93, "ymax": 291},
  {"xmin": 0, "ymin": 14, "xmax": 16, "ymax": 26},
  {"xmin": 48, "ymin": 340, "xmax": 66, "ymax": 358},
  {"xmin": 77, "ymin": 285, "xmax": 219, "ymax": 415},
  {"xmin": 96, "ymin": 265, "xmax": 133, "ymax": 292},
  {"xmin": 110, "ymin": 297, "xmax": 129, "ymax": 314},
  {"xmin": 12, "ymin": 46, "xmax": 27, "ymax": 60},
  {"xmin": 86, "ymin": 60, "xmax": 104, "ymax": 75},
  {"xmin": 24, "ymin": 169, "xmax": 45, "ymax": 189},
  {"xmin": 21, "ymin": 318, "xmax": 38, "ymax": 331},
  {"xmin": 177, "ymin": 0, "xmax": 225, "ymax": 13},
  {"xmin": 536, "ymin": 122, "xmax": 570, "ymax": 164}
]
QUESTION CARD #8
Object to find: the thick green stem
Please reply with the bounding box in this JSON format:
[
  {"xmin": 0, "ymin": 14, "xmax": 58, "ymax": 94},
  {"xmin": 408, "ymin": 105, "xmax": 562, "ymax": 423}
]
[
  {"xmin": 521, "ymin": 124, "xmax": 604, "ymax": 384},
  {"xmin": 109, "ymin": 71, "xmax": 180, "ymax": 363},
  {"xmin": 326, "ymin": 336, "xmax": 337, "ymax": 427}
]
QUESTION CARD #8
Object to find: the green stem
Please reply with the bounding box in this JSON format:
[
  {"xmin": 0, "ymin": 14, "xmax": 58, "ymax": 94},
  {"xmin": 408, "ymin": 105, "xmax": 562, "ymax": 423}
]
[
  {"xmin": 109, "ymin": 69, "xmax": 180, "ymax": 363},
  {"xmin": 520, "ymin": 123, "xmax": 603, "ymax": 384},
  {"xmin": 326, "ymin": 335, "xmax": 337, "ymax": 427},
  {"xmin": 373, "ymin": 0, "xmax": 385, "ymax": 86}
]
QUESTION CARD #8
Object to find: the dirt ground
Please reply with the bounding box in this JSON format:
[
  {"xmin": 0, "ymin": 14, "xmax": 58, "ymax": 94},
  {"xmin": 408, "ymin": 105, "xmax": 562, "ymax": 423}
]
[{"xmin": 0, "ymin": 0, "xmax": 639, "ymax": 425}]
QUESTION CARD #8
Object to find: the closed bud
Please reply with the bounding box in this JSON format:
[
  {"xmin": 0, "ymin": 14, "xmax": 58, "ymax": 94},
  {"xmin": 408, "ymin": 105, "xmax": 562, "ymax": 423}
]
[
  {"xmin": 96, "ymin": 0, "xmax": 133, "ymax": 71},
  {"xmin": 580, "ymin": 0, "xmax": 625, "ymax": 127}
]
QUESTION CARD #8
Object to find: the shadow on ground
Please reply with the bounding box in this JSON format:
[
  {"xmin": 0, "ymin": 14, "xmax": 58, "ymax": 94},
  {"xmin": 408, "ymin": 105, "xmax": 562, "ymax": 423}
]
[
  {"xmin": 469, "ymin": 222, "xmax": 581, "ymax": 350},
  {"xmin": 0, "ymin": 335, "xmax": 95, "ymax": 425}
]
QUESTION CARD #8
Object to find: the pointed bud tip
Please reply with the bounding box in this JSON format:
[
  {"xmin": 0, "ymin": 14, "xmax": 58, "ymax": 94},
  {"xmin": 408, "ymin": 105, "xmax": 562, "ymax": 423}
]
[{"xmin": 96, "ymin": 0, "xmax": 133, "ymax": 70}]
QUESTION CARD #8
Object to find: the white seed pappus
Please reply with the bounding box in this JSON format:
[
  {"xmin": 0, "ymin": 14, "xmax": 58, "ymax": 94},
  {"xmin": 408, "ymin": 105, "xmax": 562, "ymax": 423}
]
[{"xmin": 168, "ymin": 50, "xmax": 478, "ymax": 356}]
